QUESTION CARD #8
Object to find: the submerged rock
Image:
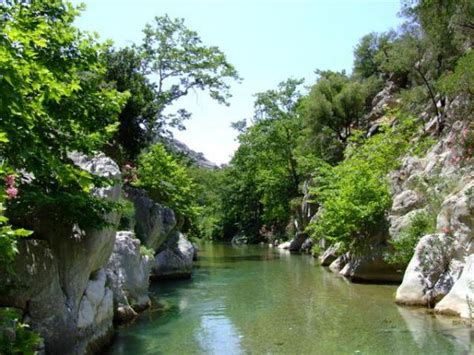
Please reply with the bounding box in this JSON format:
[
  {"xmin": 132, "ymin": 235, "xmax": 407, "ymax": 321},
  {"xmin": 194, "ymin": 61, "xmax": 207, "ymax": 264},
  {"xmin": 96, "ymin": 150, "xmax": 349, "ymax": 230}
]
[
  {"xmin": 105, "ymin": 231, "xmax": 152, "ymax": 323},
  {"xmin": 151, "ymin": 233, "xmax": 195, "ymax": 280}
]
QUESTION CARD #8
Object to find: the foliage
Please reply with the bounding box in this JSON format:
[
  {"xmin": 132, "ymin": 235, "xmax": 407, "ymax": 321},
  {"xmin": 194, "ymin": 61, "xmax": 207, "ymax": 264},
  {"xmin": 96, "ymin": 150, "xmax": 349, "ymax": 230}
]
[
  {"xmin": 118, "ymin": 198, "xmax": 135, "ymax": 231},
  {"xmin": 438, "ymin": 50, "xmax": 474, "ymax": 98},
  {"xmin": 387, "ymin": 211, "xmax": 436, "ymax": 265},
  {"xmin": 104, "ymin": 47, "xmax": 158, "ymax": 162},
  {"xmin": 303, "ymin": 70, "xmax": 367, "ymax": 144},
  {"xmin": 104, "ymin": 16, "xmax": 240, "ymax": 162},
  {"xmin": 353, "ymin": 31, "xmax": 395, "ymax": 79},
  {"xmin": 0, "ymin": 1, "xmax": 127, "ymax": 229},
  {"xmin": 307, "ymin": 115, "xmax": 419, "ymax": 252},
  {"xmin": 0, "ymin": 308, "xmax": 41, "ymax": 355},
  {"xmin": 139, "ymin": 245, "xmax": 155, "ymax": 259},
  {"xmin": 134, "ymin": 144, "xmax": 199, "ymax": 229},
  {"xmin": 187, "ymin": 167, "xmax": 225, "ymax": 240},
  {"xmin": 140, "ymin": 15, "xmax": 241, "ymax": 131},
  {"xmin": 215, "ymin": 79, "xmax": 305, "ymax": 241}
]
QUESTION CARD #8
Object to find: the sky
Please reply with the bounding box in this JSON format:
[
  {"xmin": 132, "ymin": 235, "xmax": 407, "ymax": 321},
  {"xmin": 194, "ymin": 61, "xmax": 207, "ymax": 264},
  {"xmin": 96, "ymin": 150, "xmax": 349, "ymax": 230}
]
[{"xmin": 71, "ymin": 0, "xmax": 403, "ymax": 165}]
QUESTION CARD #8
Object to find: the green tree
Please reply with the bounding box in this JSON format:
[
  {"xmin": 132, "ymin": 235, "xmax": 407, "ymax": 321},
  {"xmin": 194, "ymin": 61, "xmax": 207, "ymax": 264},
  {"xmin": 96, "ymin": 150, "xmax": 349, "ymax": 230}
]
[
  {"xmin": 300, "ymin": 71, "xmax": 368, "ymax": 166},
  {"xmin": 134, "ymin": 144, "xmax": 198, "ymax": 230},
  {"xmin": 307, "ymin": 115, "xmax": 419, "ymax": 253},
  {"xmin": 216, "ymin": 79, "xmax": 305, "ymax": 240},
  {"xmin": 104, "ymin": 47, "xmax": 159, "ymax": 162},
  {"xmin": 0, "ymin": 1, "xmax": 127, "ymax": 229},
  {"xmin": 140, "ymin": 15, "xmax": 241, "ymax": 132}
]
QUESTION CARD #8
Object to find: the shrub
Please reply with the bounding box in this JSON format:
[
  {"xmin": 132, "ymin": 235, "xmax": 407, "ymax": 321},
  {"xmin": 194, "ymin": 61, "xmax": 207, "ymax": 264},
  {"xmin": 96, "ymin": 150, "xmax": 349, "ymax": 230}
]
[
  {"xmin": 386, "ymin": 211, "xmax": 436, "ymax": 265},
  {"xmin": 307, "ymin": 114, "xmax": 419, "ymax": 253},
  {"xmin": 0, "ymin": 308, "xmax": 41, "ymax": 355},
  {"xmin": 133, "ymin": 144, "xmax": 199, "ymax": 230}
]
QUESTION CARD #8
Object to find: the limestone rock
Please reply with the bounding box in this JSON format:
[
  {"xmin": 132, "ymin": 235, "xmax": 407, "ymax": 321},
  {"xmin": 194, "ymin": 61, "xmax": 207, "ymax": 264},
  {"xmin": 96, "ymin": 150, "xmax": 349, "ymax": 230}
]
[
  {"xmin": 0, "ymin": 153, "xmax": 122, "ymax": 353},
  {"xmin": 391, "ymin": 190, "xmax": 425, "ymax": 216},
  {"xmin": 124, "ymin": 187, "xmax": 177, "ymax": 251},
  {"xmin": 77, "ymin": 269, "xmax": 114, "ymax": 354},
  {"xmin": 340, "ymin": 248, "xmax": 404, "ymax": 283},
  {"xmin": 435, "ymin": 255, "xmax": 474, "ymax": 318},
  {"xmin": 105, "ymin": 231, "xmax": 152, "ymax": 323},
  {"xmin": 319, "ymin": 243, "xmax": 342, "ymax": 267},
  {"xmin": 277, "ymin": 241, "xmax": 291, "ymax": 250},
  {"xmin": 395, "ymin": 234, "xmax": 455, "ymax": 306},
  {"xmin": 151, "ymin": 233, "xmax": 195, "ymax": 280},
  {"xmin": 329, "ymin": 253, "xmax": 349, "ymax": 273}
]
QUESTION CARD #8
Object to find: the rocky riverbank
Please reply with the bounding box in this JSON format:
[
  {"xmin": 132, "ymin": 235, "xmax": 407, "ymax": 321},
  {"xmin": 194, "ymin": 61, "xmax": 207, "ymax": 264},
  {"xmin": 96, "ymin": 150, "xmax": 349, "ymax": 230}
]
[{"xmin": 0, "ymin": 154, "xmax": 197, "ymax": 354}]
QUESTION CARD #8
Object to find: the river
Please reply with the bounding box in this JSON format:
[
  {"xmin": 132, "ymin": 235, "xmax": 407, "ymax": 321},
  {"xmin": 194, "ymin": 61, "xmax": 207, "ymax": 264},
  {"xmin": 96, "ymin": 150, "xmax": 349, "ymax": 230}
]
[{"xmin": 106, "ymin": 242, "xmax": 473, "ymax": 354}]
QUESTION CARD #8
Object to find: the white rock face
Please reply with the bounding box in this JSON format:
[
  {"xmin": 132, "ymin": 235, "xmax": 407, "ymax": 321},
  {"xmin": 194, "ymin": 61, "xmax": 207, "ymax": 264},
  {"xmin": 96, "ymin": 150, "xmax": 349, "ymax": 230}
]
[
  {"xmin": 277, "ymin": 241, "xmax": 291, "ymax": 250},
  {"xmin": 391, "ymin": 190, "xmax": 425, "ymax": 216},
  {"xmin": 394, "ymin": 123, "xmax": 473, "ymax": 317},
  {"xmin": 0, "ymin": 153, "xmax": 122, "ymax": 353},
  {"xmin": 105, "ymin": 231, "xmax": 152, "ymax": 322},
  {"xmin": 395, "ymin": 234, "xmax": 454, "ymax": 306},
  {"xmin": 152, "ymin": 233, "xmax": 195, "ymax": 279},
  {"xmin": 125, "ymin": 187, "xmax": 177, "ymax": 250},
  {"xmin": 77, "ymin": 269, "xmax": 113, "ymax": 330},
  {"xmin": 435, "ymin": 255, "xmax": 474, "ymax": 318}
]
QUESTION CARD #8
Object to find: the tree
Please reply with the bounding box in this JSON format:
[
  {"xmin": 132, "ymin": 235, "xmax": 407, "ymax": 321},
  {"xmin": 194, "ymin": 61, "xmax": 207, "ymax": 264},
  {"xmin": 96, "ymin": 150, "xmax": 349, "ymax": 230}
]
[
  {"xmin": 133, "ymin": 144, "xmax": 199, "ymax": 230},
  {"xmin": 104, "ymin": 47, "xmax": 159, "ymax": 162},
  {"xmin": 140, "ymin": 15, "xmax": 241, "ymax": 134},
  {"xmin": 217, "ymin": 79, "xmax": 305, "ymax": 240},
  {"xmin": 302, "ymin": 71, "xmax": 367, "ymax": 157},
  {"xmin": 0, "ymin": 1, "xmax": 127, "ymax": 229}
]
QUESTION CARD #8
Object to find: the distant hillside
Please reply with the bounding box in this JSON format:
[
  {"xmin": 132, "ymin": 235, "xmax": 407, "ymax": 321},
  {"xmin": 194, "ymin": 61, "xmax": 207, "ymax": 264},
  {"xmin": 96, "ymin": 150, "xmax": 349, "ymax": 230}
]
[{"xmin": 169, "ymin": 138, "xmax": 218, "ymax": 169}]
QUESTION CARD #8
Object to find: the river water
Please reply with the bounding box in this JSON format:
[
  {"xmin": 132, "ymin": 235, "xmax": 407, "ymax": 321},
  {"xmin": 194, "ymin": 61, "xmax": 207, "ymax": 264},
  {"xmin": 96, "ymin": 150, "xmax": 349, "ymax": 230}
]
[{"xmin": 107, "ymin": 242, "xmax": 473, "ymax": 354}]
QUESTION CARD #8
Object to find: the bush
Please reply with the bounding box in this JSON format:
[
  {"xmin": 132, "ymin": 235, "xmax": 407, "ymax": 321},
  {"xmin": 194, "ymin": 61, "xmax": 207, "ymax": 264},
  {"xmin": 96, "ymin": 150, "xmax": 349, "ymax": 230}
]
[
  {"xmin": 0, "ymin": 308, "xmax": 41, "ymax": 355},
  {"xmin": 307, "ymin": 114, "xmax": 419, "ymax": 252},
  {"xmin": 133, "ymin": 144, "xmax": 199, "ymax": 230},
  {"xmin": 386, "ymin": 211, "xmax": 436, "ymax": 265},
  {"xmin": 118, "ymin": 199, "xmax": 135, "ymax": 231}
]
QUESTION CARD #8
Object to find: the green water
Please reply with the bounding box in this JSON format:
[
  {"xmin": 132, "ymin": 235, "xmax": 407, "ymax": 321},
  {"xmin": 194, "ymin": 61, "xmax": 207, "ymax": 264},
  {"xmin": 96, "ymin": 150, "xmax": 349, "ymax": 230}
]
[{"xmin": 107, "ymin": 243, "xmax": 473, "ymax": 354}]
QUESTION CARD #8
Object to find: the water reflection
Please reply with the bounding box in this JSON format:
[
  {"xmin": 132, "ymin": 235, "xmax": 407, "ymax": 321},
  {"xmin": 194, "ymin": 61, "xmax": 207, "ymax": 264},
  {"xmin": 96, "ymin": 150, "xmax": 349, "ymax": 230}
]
[{"xmin": 106, "ymin": 242, "xmax": 473, "ymax": 355}]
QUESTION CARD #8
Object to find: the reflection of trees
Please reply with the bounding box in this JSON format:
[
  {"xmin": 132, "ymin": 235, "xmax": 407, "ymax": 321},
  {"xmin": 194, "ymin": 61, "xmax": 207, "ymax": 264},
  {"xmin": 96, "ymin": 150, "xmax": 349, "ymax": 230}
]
[{"xmin": 110, "ymin": 244, "xmax": 472, "ymax": 354}]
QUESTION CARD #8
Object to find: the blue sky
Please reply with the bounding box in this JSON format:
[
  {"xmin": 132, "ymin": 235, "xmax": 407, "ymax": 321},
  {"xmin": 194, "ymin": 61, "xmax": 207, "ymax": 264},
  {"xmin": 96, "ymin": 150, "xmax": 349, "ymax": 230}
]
[{"xmin": 72, "ymin": 0, "xmax": 402, "ymax": 164}]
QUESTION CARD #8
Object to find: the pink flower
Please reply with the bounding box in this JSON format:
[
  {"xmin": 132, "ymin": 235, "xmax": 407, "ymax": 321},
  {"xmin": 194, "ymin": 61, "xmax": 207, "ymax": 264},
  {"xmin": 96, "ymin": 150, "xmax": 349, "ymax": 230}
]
[
  {"xmin": 4, "ymin": 174, "xmax": 15, "ymax": 187},
  {"xmin": 6, "ymin": 186, "xmax": 18, "ymax": 199}
]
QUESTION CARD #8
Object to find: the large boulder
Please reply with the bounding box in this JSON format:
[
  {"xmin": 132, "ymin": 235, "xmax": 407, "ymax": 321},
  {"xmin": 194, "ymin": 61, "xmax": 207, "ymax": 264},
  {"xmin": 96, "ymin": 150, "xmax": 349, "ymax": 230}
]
[
  {"xmin": 340, "ymin": 250, "xmax": 404, "ymax": 283},
  {"xmin": 395, "ymin": 234, "xmax": 454, "ymax": 306},
  {"xmin": 396, "ymin": 181, "xmax": 473, "ymax": 309},
  {"xmin": 329, "ymin": 253, "xmax": 349, "ymax": 273},
  {"xmin": 0, "ymin": 153, "xmax": 121, "ymax": 353},
  {"xmin": 124, "ymin": 187, "xmax": 177, "ymax": 251},
  {"xmin": 289, "ymin": 232, "xmax": 307, "ymax": 251},
  {"xmin": 319, "ymin": 243, "xmax": 342, "ymax": 266},
  {"xmin": 105, "ymin": 231, "xmax": 152, "ymax": 323},
  {"xmin": 435, "ymin": 254, "xmax": 474, "ymax": 318},
  {"xmin": 151, "ymin": 233, "xmax": 195, "ymax": 280}
]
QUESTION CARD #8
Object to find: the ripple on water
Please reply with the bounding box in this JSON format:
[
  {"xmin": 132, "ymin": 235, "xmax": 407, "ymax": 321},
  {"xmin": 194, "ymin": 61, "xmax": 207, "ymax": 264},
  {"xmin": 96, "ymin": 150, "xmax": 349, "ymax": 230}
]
[{"xmin": 106, "ymin": 243, "xmax": 473, "ymax": 355}]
